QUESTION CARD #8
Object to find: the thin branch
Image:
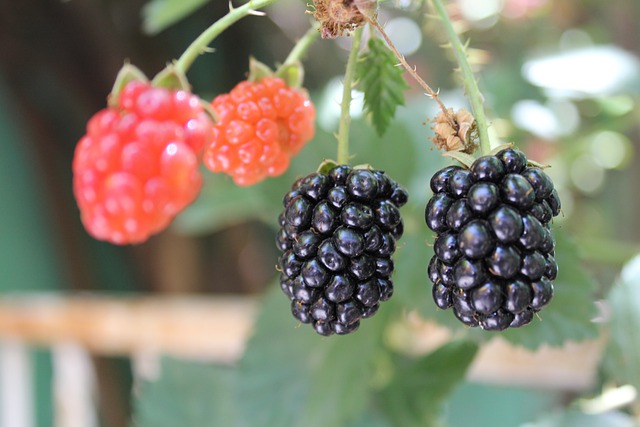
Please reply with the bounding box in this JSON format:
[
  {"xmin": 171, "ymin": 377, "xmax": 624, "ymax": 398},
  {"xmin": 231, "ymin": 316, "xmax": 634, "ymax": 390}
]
[
  {"xmin": 336, "ymin": 27, "xmax": 364, "ymax": 165},
  {"xmin": 366, "ymin": 17, "xmax": 453, "ymax": 124}
]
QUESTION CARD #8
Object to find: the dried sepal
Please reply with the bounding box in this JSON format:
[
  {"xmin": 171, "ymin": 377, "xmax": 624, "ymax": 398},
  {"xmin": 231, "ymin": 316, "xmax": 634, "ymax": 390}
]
[
  {"xmin": 430, "ymin": 108, "xmax": 478, "ymax": 154},
  {"xmin": 309, "ymin": 0, "xmax": 372, "ymax": 39}
]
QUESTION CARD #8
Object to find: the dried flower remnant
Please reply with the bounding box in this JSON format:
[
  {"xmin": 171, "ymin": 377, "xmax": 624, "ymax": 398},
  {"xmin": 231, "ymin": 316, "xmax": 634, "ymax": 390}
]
[
  {"xmin": 310, "ymin": 0, "xmax": 370, "ymax": 38},
  {"xmin": 431, "ymin": 108, "xmax": 478, "ymax": 154}
]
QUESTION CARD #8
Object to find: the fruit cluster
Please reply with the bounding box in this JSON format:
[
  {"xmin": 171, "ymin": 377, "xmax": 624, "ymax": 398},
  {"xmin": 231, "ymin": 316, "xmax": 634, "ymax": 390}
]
[
  {"xmin": 204, "ymin": 77, "xmax": 316, "ymax": 186},
  {"xmin": 425, "ymin": 148, "xmax": 561, "ymax": 330},
  {"xmin": 276, "ymin": 165, "xmax": 408, "ymax": 336},
  {"xmin": 73, "ymin": 81, "xmax": 212, "ymax": 244}
]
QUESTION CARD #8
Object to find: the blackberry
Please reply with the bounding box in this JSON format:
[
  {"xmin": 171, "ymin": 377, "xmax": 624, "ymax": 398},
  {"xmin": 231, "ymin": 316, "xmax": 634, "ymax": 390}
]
[
  {"xmin": 277, "ymin": 166, "xmax": 408, "ymax": 336},
  {"xmin": 425, "ymin": 148, "xmax": 560, "ymax": 331}
]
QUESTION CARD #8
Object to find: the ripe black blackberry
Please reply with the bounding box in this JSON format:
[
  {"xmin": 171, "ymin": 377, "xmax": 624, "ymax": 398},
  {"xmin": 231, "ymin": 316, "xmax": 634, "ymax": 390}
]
[
  {"xmin": 426, "ymin": 147, "xmax": 560, "ymax": 331},
  {"xmin": 277, "ymin": 165, "xmax": 408, "ymax": 336}
]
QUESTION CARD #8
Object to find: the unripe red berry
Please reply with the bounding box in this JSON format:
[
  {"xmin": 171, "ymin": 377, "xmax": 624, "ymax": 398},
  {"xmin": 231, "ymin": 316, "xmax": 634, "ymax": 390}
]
[{"xmin": 73, "ymin": 81, "xmax": 212, "ymax": 244}]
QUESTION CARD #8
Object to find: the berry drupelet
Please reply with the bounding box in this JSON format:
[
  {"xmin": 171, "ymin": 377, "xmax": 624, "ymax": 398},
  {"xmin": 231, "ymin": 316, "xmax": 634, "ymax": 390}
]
[
  {"xmin": 277, "ymin": 165, "xmax": 408, "ymax": 336},
  {"xmin": 204, "ymin": 77, "xmax": 315, "ymax": 186},
  {"xmin": 73, "ymin": 81, "xmax": 212, "ymax": 244},
  {"xmin": 426, "ymin": 148, "xmax": 560, "ymax": 331}
]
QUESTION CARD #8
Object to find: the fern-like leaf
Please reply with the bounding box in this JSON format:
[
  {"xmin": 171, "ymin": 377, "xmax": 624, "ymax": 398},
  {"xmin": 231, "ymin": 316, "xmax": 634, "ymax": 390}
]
[{"xmin": 356, "ymin": 37, "xmax": 410, "ymax": 137}]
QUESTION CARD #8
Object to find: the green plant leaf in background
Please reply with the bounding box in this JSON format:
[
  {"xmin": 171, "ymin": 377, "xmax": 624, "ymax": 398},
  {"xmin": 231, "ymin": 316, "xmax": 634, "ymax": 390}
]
[
  {"xmin": 602, "ymin": 254, "xmax": 640, "ymax": 391},
  {"xmin": 237, "ymin": 284, "xmax": 390, "ymax": 427},
  {"xmin": 132, "ymin": 360, "xmax": 237, "ymax": 427},
  {"xmin": 380, "ymin": 340, "xmax": 478, "ymax": 427},
  {"xmin": 355, "ymin": 37, "xmax": 410, "ymax": 137},
  {"xmin": 499, "ymin": 230, "xmax": 599, "ymax": 349},
  {"xmin": 142, "ymin": 0, "xmax": 210, "ymax": 35},
  {"xmin": 395, "ymin": 227, "xmax": 600, "ymax": 349},
  {"xmin": 522, "ymin": 409, "xmax": 635, "ymax": 427}
]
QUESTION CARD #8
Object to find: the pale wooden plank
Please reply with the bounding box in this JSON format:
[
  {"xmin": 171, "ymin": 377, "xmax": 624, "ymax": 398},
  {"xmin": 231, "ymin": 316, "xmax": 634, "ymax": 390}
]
[{"xmin": 0, "ymin": 294, "xmax": 603, "ymax": 390}]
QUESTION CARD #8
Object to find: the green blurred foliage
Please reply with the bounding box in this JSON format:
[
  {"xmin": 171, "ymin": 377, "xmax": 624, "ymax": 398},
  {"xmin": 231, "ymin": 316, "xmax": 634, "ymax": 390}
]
[{"xmin": 2, "ymin": 0, "xmax": 640, "ymax": 425}]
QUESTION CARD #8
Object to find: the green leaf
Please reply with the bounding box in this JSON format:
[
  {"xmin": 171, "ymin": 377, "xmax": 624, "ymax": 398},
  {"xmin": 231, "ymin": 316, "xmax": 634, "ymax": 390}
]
[
  {"xmin": 142, "ymin": 0, "xmax": 210, "ymax": 35},
  {"xmin": 355, "ymin": 37, "xmax": 410, "ymax": 137},
  {"xmin": 602, "ymin": 254, "xmax": 640, "ymax": 390},
  {"xmin": 171, "ymin": 171, "xmax": 277, "ymax": 235},
  {"xmin": 380, "ymin": 340, "xmax": 478, "ymax": 427},
  {"xmin": 132, "ymin": 359, "xmax": 238, "ymax": 427},
  {"xmin": 444, "ymin": 382, "xmax": 561, "ymax": 427},
  {"xmin": 499, "ymin": 230, "xmax": 599, "ymax": 349},
  {"xmin": 237, "ymin": 285, "xmax": 388, "ymax": 427},
  {"xmin": 524, "ymin": 409, "xmax": 635, "ymax": 427},
  {"xmin": 350, "ymin": 411, "xmax": 393, "ymax": 427},
  {"xmin": 407, "ymin": 229, "xmax": 600, "ymax": 348}
]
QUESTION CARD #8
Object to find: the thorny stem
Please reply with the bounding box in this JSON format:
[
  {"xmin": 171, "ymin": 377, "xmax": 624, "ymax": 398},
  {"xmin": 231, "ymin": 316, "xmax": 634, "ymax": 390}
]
[
  {"xmin": 337, "ymin": 27, "xmax": 364, "ymax": 165},
  {"xmin": 175, "ymin": 0, "xmax": 276, "ymax": 73},
  {"xmin": 366, "ymin": 17, "xmax": 453, "ymax": 123},
  {"xmin": 282, "ymin": 24, "xmax": 321, "ymax": 67},
  {"xmin": 431, "ymin": 0, "xmax": 492, "ymax": 155}
]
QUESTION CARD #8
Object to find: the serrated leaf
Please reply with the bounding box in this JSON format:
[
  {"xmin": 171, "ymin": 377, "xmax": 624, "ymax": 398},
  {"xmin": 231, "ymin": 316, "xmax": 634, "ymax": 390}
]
[
  {"xmin": 499, "ymin": 230, "xmax": 599, "ymax": 349},
  {"xmin": 380, "ymin": 340, "xmax": 478, "ymax": 427},
  {"xmin": 407, "ymin": 228, "xmax": 600, "ymax": 348},
  {"xmin": 602, "ymin": 254, "xmax": 640, "ymax": 390},
  {"xmin": 355, "ymin": 37, "xmax": 410, "ymax": 137},
  {"xmin": 237, "ymin": 285, "xmax": 388, "ymax": 427},
  {"xmin": 131, "ymin": 358, "xmax": 238, "ymax": 427},
  {"xmin": 142, "ymin": 0, "xmax": 210, "ymax": 35}
]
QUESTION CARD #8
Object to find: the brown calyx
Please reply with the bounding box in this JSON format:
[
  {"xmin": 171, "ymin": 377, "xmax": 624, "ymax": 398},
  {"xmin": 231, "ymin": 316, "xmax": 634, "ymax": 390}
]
[{"xmin": 431, "ymin": 108, "xmax": 478, "ymax": 154}]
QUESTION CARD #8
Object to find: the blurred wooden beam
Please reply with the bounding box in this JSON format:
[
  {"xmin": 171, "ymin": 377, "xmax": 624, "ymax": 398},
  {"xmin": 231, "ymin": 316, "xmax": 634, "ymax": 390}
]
[
  {"xmin": 0, "ymin": 293, "xmax": 604, "ymax": 390},
  {"xmin": 0, "ymin": 294, "xmax": 258, "ymax": 363}
]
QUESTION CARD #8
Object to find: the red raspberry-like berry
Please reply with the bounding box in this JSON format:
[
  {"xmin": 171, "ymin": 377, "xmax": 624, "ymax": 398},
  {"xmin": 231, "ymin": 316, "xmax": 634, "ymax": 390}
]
[
  {"xmin": 73, "ymin": 81, "xmax": 213, "ymax": 244},
  {"xmin": 203, "ymin": 77, "xmax": 315, "ymax": 186}
]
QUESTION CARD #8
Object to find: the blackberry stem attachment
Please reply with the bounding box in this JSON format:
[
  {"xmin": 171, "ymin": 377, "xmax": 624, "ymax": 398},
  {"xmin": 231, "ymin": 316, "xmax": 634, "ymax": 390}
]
[
  {"xmin": 337, "ymin": 27, "xmax": 364, "ymax": 165},
  {"xmin": 282, "ymin": 23, "xmax": 321, "ymax": 66},
  {"xmin": 175, "ymin": 0, "xmax": 275, "ymax": 74},
  {"xmin": 366, "ymin": 17, "xmax": 452, "ymax": 123},
  {"xmin": 431, "ymin": 0, "xmax": 492, "ymax": 156}
]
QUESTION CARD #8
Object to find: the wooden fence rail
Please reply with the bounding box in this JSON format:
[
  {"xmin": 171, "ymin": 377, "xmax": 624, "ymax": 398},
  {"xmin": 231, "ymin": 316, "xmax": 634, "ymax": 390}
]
[{"xmin": 0, "ymin": 293, "xmax": 604, "ymax": 388}]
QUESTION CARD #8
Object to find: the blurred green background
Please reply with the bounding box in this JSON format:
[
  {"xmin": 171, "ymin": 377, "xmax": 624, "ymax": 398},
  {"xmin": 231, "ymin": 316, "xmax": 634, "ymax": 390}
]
[{"xmin": 1, "ymin": 0, "xmax": 640, "ymax": 426}]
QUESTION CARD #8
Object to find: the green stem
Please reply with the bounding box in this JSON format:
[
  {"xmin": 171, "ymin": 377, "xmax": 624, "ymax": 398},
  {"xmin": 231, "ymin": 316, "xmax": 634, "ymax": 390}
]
[
  {"xmin": 282, "ymin": 24, "xmax": 320, "ymax": 67},
  {"xmin": 337, "ymin": 27, "xmax": 364, "ymax": 165},
  {"xmin": 174, "ymin": 0, "xmax": 276, "ymax": 73},
  {"xmin": 431, "ymin": 0, "xmax": 491, "ymax": 155}
]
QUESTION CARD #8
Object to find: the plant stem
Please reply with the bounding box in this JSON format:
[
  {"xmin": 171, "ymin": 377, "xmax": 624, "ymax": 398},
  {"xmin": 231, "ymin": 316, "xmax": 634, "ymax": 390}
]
[
  {"xmin": 175, "ymin": 0, "xmax": 276, "ymax": 73},
  {"xmin": 431, "ymin": 0, "xmax": 491, "ymax": 155},
  {"xmin": 337, "ymin": 27, "xmax": 364, "ymax": 165},
  {"xmin": 282, "ymin": 24, "xmax": 320, "ymax": 66},
  {"xmin": 367, "ymin": 18, "xmax": 452, "ymax": 122}
]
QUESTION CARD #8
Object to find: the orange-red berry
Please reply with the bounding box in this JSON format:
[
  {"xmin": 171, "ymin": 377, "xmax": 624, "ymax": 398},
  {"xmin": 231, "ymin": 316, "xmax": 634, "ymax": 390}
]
[
  {"xmin": 203, "ymin": 77, "xmax": 315, "ymax": 186},
  {"xmin": 73, "ymin": 81, "xmax": 213, "ymax": 244}
]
